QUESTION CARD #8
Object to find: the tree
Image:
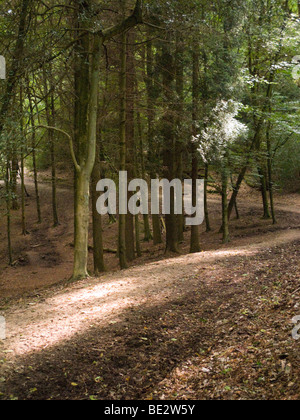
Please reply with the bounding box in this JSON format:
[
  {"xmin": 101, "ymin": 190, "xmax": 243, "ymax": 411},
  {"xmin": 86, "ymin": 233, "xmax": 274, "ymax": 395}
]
[
  {"xmin": 198, "ymin": 101, "xmax": 248, "ymax": 243},
  {"xmin": 72, "ymin": 0, "xmax": 143, "ymax": 279}
]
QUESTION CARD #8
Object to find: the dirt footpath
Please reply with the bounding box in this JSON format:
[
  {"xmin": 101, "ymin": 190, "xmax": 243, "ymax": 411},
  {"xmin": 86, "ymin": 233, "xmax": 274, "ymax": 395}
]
[{"xmin": 0, "ymin": 227, "xmax": 300, "ymax": 400}]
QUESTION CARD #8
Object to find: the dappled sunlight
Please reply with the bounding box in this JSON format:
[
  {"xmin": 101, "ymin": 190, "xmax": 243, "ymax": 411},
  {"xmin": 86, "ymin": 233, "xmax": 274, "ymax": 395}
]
[
  {"xmin": 1, "ymin": 0, "xmax": 299, "ymax": 401},
  {"xmin": 3, "ymin": 229, "xmax": 299, "ymax": 360}
]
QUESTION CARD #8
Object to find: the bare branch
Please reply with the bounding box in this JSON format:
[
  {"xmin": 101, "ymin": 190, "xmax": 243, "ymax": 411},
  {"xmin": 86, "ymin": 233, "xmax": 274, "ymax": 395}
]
[{"xmin": 36, "ymin": 125, "xmax": 81, "ymax": 173}]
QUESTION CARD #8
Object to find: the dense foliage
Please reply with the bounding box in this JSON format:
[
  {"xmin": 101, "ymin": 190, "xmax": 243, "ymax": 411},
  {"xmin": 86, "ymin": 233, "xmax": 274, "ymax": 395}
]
[{"xmin": 0, "ymin": 0, "xmax": 299, "ymax": 276}]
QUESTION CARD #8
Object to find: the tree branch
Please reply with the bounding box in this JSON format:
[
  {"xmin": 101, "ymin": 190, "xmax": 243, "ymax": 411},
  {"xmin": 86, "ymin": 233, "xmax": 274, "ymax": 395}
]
[
  {"xmin": 36, "ymin": 125, "xmax": 81, "ymax": 173},
  {"xmin": 101, "ymin": 0, "xmax": 143, "ymax": 41}
]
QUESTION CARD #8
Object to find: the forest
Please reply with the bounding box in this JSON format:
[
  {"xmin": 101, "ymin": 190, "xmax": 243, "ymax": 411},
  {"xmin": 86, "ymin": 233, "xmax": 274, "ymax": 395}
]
[{"xmin": 0, "ymin": 0, "xmax": 300, "ymax": 402}]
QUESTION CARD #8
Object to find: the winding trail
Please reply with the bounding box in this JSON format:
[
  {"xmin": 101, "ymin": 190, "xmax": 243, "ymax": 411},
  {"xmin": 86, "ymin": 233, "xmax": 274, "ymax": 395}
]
[
  {"xmin": 1, "ymin": 225, "xmax": 299, "ymax": 361},
  {"xmin": 0, "ymin": 191, "xmax": 299, "ymax": 400}
]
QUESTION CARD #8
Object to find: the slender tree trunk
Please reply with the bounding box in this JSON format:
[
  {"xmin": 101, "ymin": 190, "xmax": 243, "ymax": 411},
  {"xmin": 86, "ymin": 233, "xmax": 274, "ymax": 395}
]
[
  {"xmin": 73, "ymin": 170, "xmax": 90, "ymax": 279},
  {"xmin": 136, "ymin": 108, "xmax": 152, "ymax": 241},
  {"xmin": 258, "ymin": 165, "xmax": 271, "ymax": 219},
  {"xmin": 230, "ymin": 174, "xmax": 240, "ymax": 220},
  {"xmin": 146, "ymin": 38, "xmax": 162, "ymax": 245},
  {"xmin": 71, "ymin": 0, "xmax": 143, "ymax": 278},
  {"xmin": 266, "ymin": 121, "xmax": 277, "ymax": 224},
  {"xmin": 118, "ymin": 28, "xmax": 128, "ymax": 269},
  {"xmin": 91, "ymin": 141, "xmax": 106, "ymax": 274},
  {"xmin": 73, "ymin": 36, "xmax": 102, "ymax": 280},
  {"xmin": 125, "ymin": 30, "xmax": 136, "ymax": 262},
  {"xmin": 0, "ymin": 0, "xmax": 31, "ymax": 134},
  {"xmin": 175, "ymin": 33, "xmax": 185, "ymax": 243},
  {"xmin": 27, "ymin": 84, "xmax": 42, "ymax": 224},
  {"xmin": 43, "ymin": 67, "xmax": 59, "ymax": 227},
  {"xmin": 228, "ymin": 166, "xmax": 247, "ymax": 220},
  {"xmin": 222, "ymin": 163, "xmax": 230, "ymax": 244},
  {"xmin": 50, "ymin": 84, "xmax": 59, "ymax": 227},
  {"xmin": 19, "ymin": 86, "xmax": 27, "ymax": 235},
  {"xmin": 11, "ymin": 154, "xmax": 19, "ymax": 210},
  {"xmin": 133, "ymin": 113, "xmax": 142, "ymax": 257},
  {"xmin": 5, "ymin": 161, "xmax": 13, "ymax": 265},
  {"xmin": 228, "ymin": 123, "xmax": 263, "ymax": 220},
  {"xmin": 190, "ymin": 44, "xmax": 201, "ymax": 253},
  {"xmin": 72, "ymin": 1, "xmax": 98, "ymax": 280},
  {"xmin": 135, "ymin": 214, "xmax": 142, "ymax": 257},
  {"xmin": 204, "ymin": 163, "xmax": 211, "ymax": 232},
  {"xmin": 234, "ymin": 200, "xmax": 240, "ymax": 220},
  {"xmin": 73, "ymin": 0, "xmax": 91, "ymax": 247},
  {"xmin": 20, "ymin": 152, "xmax": 27, "ymax": 235},
  {"xmin": 161, "ymin": 40, "xmax": 179, "ymax": 253},
  {"xmin": 0, "ymin": 0, "xmax": 31, "ymax": 239}
]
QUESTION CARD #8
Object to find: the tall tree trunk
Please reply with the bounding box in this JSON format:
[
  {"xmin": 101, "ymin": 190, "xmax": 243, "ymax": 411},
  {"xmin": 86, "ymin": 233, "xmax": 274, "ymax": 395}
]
[
  {"xmin": 146, "ymin": 38, "xmax": 162, "ymax": 245},
  {"xmin": 136, "ymin": 107, "xmax": 152, "ymax": 241},
  {"xmin": 125, "ymin": 30, "xmax": 136, "ymax": 262},
  {"xmin": 118, "ymin": 28, "xmax": 128, "ymax": 270},
  {"xmin": 11, "ymin": 154, "xmax": 19, "ymax": 211},
  {"xmin": 73, "ymin": 0, "xmax": 91, "ymax": 248},
  {"xmin": 73, "ymin": 170, "xmax": 90, "ymax": 279},
  {"xmin": 72, "ymin": 33, "xmax": 102, "ymax": 280},
  {"xmin": 20, "ymin": 151, "xmax": 27, "ymax": 235},
  {"xmin": 50, "ymin": 82, "xmax": 59, "ymax": 227},
  {"xmin": 27, "ymin": 84, "xmax": 42, "ymax": 224},
  {"xmin": 266, "ymin": 122, "xmax": 277, "ymax": 224},
  {"xmin": 221, "ymin": 163, "xmax": 230, "ymax": 244},
  {"xmin": 133, "ymin": 113, "xmax": 143, "ymax": 257},
  {"xmin": 161, "ymin": 40, "xmax": 179, "ymax": 253},
  {"xmin": 43, "ymin": 66, "xmax": 59, "ymax": 227},
  {"xmin": 91, "ymin": 142, "xmax": 106, "ymax": 275},
  {"xmin": 19, "ymin": 86, "xmax": 27, "ymax": 235},
  {"xmin": 5, "ymin": 161, "xmax": 13, "ymax": 265},
  {"xmin": 190, "ymin": 44, "xmax": 201, "ymax": 253},
  {"xmin": 135, "ymin": 215, "xmax": 142, "ymax": 257},
  {"xmin": 204, "ymin": 163, "xmax": 211, "ymax": 232},
  {"xmin": 228, "ymin": 122, "xmax": 263, "ymax": 220},
  {"xmin": 0, "ymin": 0, "xmax": 31, "ymax": 232},
  {"xmin": 258, "ymin": 165, "xmax": 271, "ymax": 219},
  {"xmin": 175, "ymin": 33, "xmax": 185, "ymax": 243},
  {"xmin": 71, "ymin": 0, "xmax": 142, "ymax": 278},
  {"xmin": 0, "ymin": 0, "xmax": 31, "ymax": 133},
  {"xmin": 230, "ymin": 174, "xmax": 240, "ymax": 220}
]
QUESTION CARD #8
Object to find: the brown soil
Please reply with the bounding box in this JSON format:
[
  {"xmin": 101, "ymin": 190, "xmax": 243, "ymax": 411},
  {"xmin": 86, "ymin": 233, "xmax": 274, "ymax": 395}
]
[{"xmin": 0, "ymin": 174, "xmax": 299, "ymax": 400}]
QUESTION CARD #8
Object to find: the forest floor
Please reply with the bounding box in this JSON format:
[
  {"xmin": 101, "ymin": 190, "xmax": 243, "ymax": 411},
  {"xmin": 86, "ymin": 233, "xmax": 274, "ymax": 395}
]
[{"xmin": 0, "ymin": 172, "xmax": 300, "ymax": 400}]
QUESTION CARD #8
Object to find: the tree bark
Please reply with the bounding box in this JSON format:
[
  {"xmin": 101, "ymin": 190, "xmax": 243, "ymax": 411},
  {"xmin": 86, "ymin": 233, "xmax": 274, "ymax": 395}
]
[
  {"xmin": 5, "ymin": 161, "xmax": 13, "ymax": 265},
  {"xmin": 258, "ymin": 165, "xmax": 271, "ymax": 219},
  {"xmin": 125, "ymin": 30, "xmax": 136, "ymax": 262},
  {"xmin": 27, "ymin": 83, "xmax": 42, "ymax": 224},
  {"xmin": 43, "ymin": 66, "xmax": 59, "ymax": 227},
  {"xmin": 175, "ymin": 33, "xmax": 185, "ymax": 244},
  {"xmin": 161, "ymin": 40, "xmax": 179, "ymax": 253},
  {"xmin": 72, "ymin": 33, "xmax": 103, "ymax": 280},
  {"xmin": 221, "ymin": 163, "xmax": 230, "ymax": 244},
  {"xmin": 118, "ymin": 27, "xmax": 128, "ymax": 270},
  {"xmin": 266, "ymin": 121, "xmax": 277, "ymax": 224},
  {"xmin": 91, "ymin": 141, "xmax": 106, "ymax": 275},
  {"xmin": 70, "ymin": 0, "xmax": 143, "ymax": 277},
  {"xmin": 136, "ymin": 106, "xmax": 152, "ymax": 241},
  {"xmin": 146, "ymin": 38, "xmax": 162, "ymax": 245},
  {"xmin": 190, "ymin": 44, "xmax": 201, "ymax": 253},
  {"xmin": 19, "ymin": 86, "xmax": 27, "ymax": 236},
  {"xmin": 0, "ymin": 0, "xmax": 31, "ymax": 133},
  {"xmin": 204, "ymin": 164, "xmax": 211, "ymax": 232}
]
